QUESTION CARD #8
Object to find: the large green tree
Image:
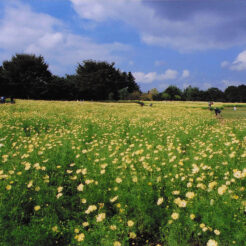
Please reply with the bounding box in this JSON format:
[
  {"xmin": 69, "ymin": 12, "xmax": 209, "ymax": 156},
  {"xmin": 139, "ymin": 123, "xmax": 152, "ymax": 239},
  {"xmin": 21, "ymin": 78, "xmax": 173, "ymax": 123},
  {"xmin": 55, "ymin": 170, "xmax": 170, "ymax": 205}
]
[
  {"xmin": 163, "ymin": 86, "xmax": 183, "ymax": 100},
  {"xmin": 183, "ymin": 86, "xmax": 202, "ymax": 101},
  {"xmin": 1, "ymin": 54, "xmax": 52, "ymax": 99},
  {"xmin": 148, "ymin": 88, "xmax": 160, "ymax": 100},
  {"xmin": 127, "ymin": 72, "xmax": 140, "ymax": 93},
  {"xmin": 206, "ymin": 87, "xmax": 225, "ymax": 102},
  {"xmin": 75, "ymin": 60, "xmax": 140, "ymax": 100},
  {"xmin": 237, "ymin": 84, "xmax": 246, "ymax": 102},
  {"xmin": 0, "ymin": 66, "xmax": 6, "ymax": 95},
  {"xmin": 224, "ymin": 86, "xmax": 238, "ymax": 102}
]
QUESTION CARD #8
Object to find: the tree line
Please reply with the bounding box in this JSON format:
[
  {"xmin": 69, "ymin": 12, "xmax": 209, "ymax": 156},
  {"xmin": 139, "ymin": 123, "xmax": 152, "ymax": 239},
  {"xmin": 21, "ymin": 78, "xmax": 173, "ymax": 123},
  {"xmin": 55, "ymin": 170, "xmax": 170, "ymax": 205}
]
[
  {"xmin": 145, "ymin": 85, "xmax": 246, "ymax": 102},
  {"xmin": 0, "ymin": 53, "xmax": 245, "ymax": 102},
  {"xmin": 0, "ymin": 54, "xmax": 139, "ymax": 101}
]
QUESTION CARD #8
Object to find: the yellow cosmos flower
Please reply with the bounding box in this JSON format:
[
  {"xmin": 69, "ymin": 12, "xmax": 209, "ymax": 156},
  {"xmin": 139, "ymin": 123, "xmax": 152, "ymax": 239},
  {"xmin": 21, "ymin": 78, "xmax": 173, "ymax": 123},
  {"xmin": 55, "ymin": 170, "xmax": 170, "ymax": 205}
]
[
  {"xmin": 74, "ymin": 233, "xmax": 85, "ymax": 242},
  {"xmin": 52, "ymin": 226, "xmax": 58, "ymax": 232},
  {"xmin": 6, "ymin": 185, "xmax": 12, "ymax": 190},
  {"xmin": 27, "ymin": 180, "xmax": 33, "ymax": 188},
  {"xmin": 110, "ymin": 225, "xmax": 117, "ymax": 230},
  {"xmin": 207, "ymin": 239, "xmax": 218, "ymax": 246},
  {"xmin": 96, "ymin": 213, "xmax": 106, "ymax": 222},
  {"xmin": 174, "ymin": 197, "xmax": 187, "ymax": 207},
  {"xmin": 190, "ymin": 214, "xmax": 195, "ymax": 220},
  {"xmin": 172, "ymin": 190, "xmax": 180, "ymax": 195},
  {"xmin": 77, "ymin": 183, "xmax": 84, "ymax": 191},
  {"xmin": 127, "ymin": 220, "xmax": 134, "ymax": 227},
  {"xmin": 129, "ymin": 232, "xmax": 136, "ymax": 239},
  {"xmin": 81, "ymin": 198, "xmax": 87, "ymax": 204},
  {"xmin": 186, "ymin": 192, "xmax": 195, "ymax": 199},
  {"xmin": 56, "ymin": 193, "xmax": 63, "ymax": 199},
  {"xmin": 214, "ymin": 229, "xmax": 220, "ymax": 235},
  {"xmin": 200, "ymin": 223, "xmax": 206, "ymax": 229},
  {"xmin": 83, "ymin": 222, "xmax": 89, "ymax": 227},
  {"xmin": 35, "ymin": 186, "xmax": 40, "ymax": 191},
  {"xmin": 115, "ymin": 177, "xmax": 122, "ymax": 183},
  {"xmin": 57, "ymin": 186, "xmax": 63, "ymax": 193},
  {"xmin": 171, "ymin": 212, "xmax": 179, "ymax": 220},
  {"xmin": 208, "ymin": 181, "xmax": 217, "ymax": 191},
  {"xmin": 34, "ymin": 205, "xmax": 41, "ymax": 211},
  {"xmin": 157, "ymin": 197, "xmax": 164, "ymax": 205},
  {"xmin": 110, "ymin": 196, "xmax": 118, "ymax": 203},
  {"xmin": 85, "ymin": 205, "xmax": 97, "ymax": 214},
  {"xmin": 218, "ymin": 185, "xmax": 227, "ymax": 195}
]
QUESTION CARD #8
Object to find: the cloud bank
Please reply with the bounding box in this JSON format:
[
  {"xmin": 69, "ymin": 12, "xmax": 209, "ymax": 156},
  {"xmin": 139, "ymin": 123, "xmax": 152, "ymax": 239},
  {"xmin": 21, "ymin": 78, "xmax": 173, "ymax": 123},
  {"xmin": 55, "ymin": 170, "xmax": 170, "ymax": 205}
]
[
  {"xmin": 221, "ymin": 50, "xmax": 246, "ymax": 71},
  {"xmin": 181, "ymin": 70, "xmax": 190, "ymax": 78},
  {"xmin": 230, "ymin": 50, "xmax": 246, "ymax": 71},
  {"xmin": 0, "ymin": 2, "xmax": 129, "ymax": 74},
  {"xmin": 70, "ymin": 0, "xmax": 246, "ymax": 52},
  {"xmin": 133, "ymin": 69, "xmax": 178, "ymax": 84}
]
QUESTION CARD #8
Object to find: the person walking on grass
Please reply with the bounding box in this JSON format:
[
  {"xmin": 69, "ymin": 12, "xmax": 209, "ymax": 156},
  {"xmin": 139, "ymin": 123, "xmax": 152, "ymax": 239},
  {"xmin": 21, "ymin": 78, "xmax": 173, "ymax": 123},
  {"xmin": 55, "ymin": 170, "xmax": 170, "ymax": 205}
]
[
  {"xmin": 215, "ymin": 107, "xmax": 221, "ymax": 116},
  {"xmin": 208, "ymin": 101, "xmax": 213, "ymax": 110},
  {"xmin": 10, "ymin": 96, "xmax": 15, "ymax": 104},
  {"xmin": 0, "ymin": 96, "xmax": 5, "ymax": 104}
]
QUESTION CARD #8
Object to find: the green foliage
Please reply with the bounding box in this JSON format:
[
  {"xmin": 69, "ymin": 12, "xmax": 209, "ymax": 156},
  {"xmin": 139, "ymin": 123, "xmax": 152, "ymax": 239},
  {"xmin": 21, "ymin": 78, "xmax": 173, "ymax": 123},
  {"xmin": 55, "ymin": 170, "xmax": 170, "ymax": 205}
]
[
  {"xmin": 223, "ymin": 104, "xmax": 246, "ymax": 108},
  {"xmin": 75, "ymin": 60, "xmax": 140, "ymax": 100},
  {"xmin": 174, "ymin": 95, "xmax": 181, "ymax": 100},
  {"xmin": 163, "ymin": 86, "xmax": 183, "ymax": 100},
  {"xmin": 206, "ymin": 88, "xmax": 224, "ymax": 102},
  {"xmin": 127, "ymin": 91, "xmax": 142, "ymax": 100},
  {"xmin": 140, "ymin": 93, "xmax": 152, "ymax": 101},
  {"xmin": 225, "ymin": 85, "xmax": 246, "ymax": 102},
  {"xmin": 161, "ymin": 92, "xmax": 171, "ymax": 100},
  {"xmin": 1, "ymin": 54, "xmax": 52, "ymax": 99},
  {"xmin": 148, "ymin": 88, "xmax": 160, "ymax": 101},
  {"xmin": 0, "ymin": 55, "xmax": 140, "ymax": 101},
  {"xmin": 118, "ymin": 87, "xmax": 129, "ymax": 100},
  {"xmin": 183, "ymin": 86, "xmax": 201, "ymax": 101}
]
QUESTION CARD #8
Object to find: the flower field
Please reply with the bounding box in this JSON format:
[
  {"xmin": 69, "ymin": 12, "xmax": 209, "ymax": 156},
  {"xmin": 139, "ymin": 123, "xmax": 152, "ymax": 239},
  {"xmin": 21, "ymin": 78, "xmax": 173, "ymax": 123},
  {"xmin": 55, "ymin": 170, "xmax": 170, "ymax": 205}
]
[{"xmin": 0, "ymin": 100, "xmax": 245, "ymax": 246}]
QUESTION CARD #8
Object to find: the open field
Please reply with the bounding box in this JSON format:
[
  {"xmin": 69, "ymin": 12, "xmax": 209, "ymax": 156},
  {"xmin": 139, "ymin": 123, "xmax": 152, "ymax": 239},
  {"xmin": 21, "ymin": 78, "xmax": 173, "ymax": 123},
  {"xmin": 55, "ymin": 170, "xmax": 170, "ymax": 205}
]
[
  {"xmin": 0, "ymin": 100, "xmax": 245, "ymax": 246},
  {"xmin": 222, "ymin": 107, "xmax": 246, "ymax": 120}
]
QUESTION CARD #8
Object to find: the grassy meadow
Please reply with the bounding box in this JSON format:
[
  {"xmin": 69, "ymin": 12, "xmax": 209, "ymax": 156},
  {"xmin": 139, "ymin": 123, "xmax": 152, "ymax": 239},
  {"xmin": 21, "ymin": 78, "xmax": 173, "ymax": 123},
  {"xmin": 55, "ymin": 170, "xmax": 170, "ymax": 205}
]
[{"xmin": 0, "ymin": 100, "xmax": 245, "ymax": 246}]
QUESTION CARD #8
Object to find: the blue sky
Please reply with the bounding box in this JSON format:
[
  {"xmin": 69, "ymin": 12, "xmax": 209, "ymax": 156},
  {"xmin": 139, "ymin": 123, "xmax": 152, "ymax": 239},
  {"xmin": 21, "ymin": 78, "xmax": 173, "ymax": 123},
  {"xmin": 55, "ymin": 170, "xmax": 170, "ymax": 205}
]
[{"xmin": 1, "ymin": 0, "xmax": 246, "ymax": 92}]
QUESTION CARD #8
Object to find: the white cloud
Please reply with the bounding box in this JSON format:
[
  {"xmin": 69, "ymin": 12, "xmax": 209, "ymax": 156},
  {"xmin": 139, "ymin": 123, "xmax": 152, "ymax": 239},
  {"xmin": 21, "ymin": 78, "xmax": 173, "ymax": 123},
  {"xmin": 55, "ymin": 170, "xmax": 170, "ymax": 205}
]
[
  {"xmin": 181, "ymin": 69, "xmax": 190, "ymax": 78},
  {"xmin": 70, "ymin": 0, "xmax": 246, "ymax": 51},
  {"xmin": 220, "ymin": 50, "xmax": 246, "ymax": 71},
  {"xmin": 159, "ymin": 69, "xmax": 178, "ymax": 80},
  {"xmin": 0, "ymin": 2, "xmax": 130, "ymax": 75},
  {"xmin": 221, "ymin": 80, "xmax": 242, "ymax": 89},
  {"xmin": 133, "ymin": 72, "xmax": 157, "ymax": 84},
  {"xmin": 230, "ymin": 50, "xmax": 246, "ymax": 71},
  {"xmin": 70, "ymin": 0, "xmax": 153, "ymax": 24},
  {"xmin": 133, "ymin": 69, "xmax": 178, "ymax": 84},
  {"xmin": 0, "ymin": 3, "xmax": 61, "ymax": 50},
  {"xmin": 221, "ymin": 60, "xmax": 229, "ymax": 68}
]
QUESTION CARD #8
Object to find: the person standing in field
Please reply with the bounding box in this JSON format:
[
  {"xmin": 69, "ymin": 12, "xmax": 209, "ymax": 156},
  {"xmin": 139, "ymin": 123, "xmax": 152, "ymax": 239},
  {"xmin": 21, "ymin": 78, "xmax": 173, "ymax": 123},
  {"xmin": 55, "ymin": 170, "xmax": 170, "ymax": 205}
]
[
  {"xmin": 208, "ymin": 101, "xmax": 213, "ymax": 110},
  {"xmin": 0, "ymin": 96, "xmax": 5, "ymax": 104},
  {"xmin": 214, "ymin": 108, "xmax": 221, "ymax": 116}
]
